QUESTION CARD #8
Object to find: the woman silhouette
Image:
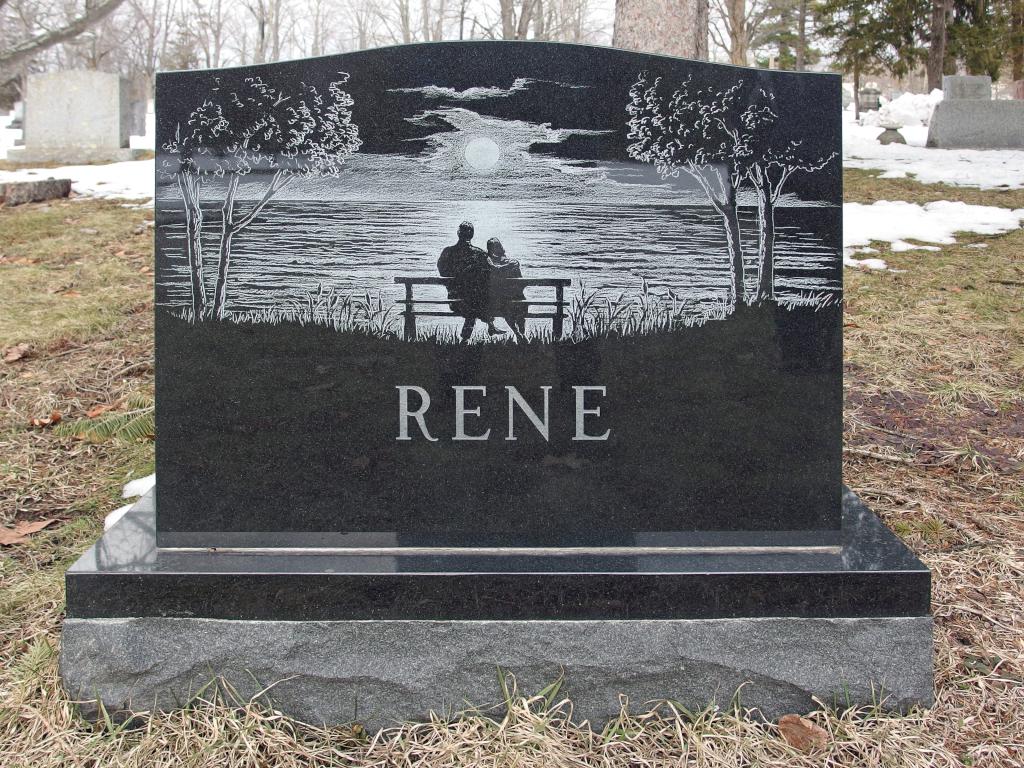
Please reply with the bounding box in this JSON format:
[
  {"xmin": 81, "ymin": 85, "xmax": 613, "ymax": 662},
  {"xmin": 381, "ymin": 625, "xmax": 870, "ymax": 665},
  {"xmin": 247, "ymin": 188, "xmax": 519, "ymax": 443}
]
[{"xmin": 486, "ymin": 238, "xmax": 527, "ymax": 340}]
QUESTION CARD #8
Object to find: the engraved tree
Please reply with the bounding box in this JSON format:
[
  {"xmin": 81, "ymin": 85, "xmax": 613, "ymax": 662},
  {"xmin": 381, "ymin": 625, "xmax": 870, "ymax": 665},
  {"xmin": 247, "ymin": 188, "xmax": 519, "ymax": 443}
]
[
  {"xmin": 627, "ymin": 72, "xmax": 747, "ymax": 307},
  {"xmin": 161, "ymin": 75, "xmax": 361, "ymax": 320},
  {"xmin": 728, "ymin": 88, "xmax": 837, "ymax": 302},
  {"xmin": 627, "ymin": 73, "xmax": 836, "ymax": 305}
]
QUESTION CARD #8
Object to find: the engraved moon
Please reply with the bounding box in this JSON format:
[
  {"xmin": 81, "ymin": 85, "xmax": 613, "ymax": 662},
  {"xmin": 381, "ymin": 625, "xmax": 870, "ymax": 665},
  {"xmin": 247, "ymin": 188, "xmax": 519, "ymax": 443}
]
[{"xmin": 463, "ymin": 136, "xmax": 501, "ymax": 170}]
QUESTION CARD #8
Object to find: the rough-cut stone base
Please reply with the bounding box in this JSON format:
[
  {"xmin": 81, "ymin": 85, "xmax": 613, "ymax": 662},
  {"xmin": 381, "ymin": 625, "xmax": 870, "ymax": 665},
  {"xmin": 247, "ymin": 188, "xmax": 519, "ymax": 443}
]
[
  {"xmin": 0, "ymin": 178, "xmax": 72, "ymax": 205},
  {"xmin": 5, "ymin": 146, "xmax": 145, "ymax": 163},
  {"xmin": 61, "ymin": 616, "xmax": 933, "ymax": 729}
]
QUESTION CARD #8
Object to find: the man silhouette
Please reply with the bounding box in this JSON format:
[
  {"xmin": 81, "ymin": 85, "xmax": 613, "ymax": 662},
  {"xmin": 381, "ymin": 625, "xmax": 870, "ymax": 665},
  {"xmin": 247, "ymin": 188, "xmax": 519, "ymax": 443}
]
[{"xmin": 437, "ymin": 221, "xmax": 503, "ymax": 342}]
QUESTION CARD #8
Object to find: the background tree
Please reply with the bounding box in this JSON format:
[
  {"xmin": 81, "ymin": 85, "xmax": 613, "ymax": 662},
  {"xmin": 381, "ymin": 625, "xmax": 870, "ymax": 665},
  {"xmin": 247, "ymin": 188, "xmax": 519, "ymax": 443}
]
[
  {"xmin": 751, "ymin": 0, "xmax": 821, "ymax": 68},
  {"xmin": 1012, "ymin": 0, "xmax": 1024, "ymax": 82},
  {"xmin": 947, "ymin": 0, "xmax": 1008, "ymax": 79},
  {"xmin": 926, "ymin": 0, "xmax": 952, "ymax": 88},
  {"xmin": 614, "ymin": 0, "xmax": 709, "ymax": 58},
  {"xmin": 0, "ymin": 0, "xmax": 126, "ymax": 78},
  {"xmin": 161, "ymin": 75, "xmax": 362, "ymax": 320},
  {"xmin": 710, "ymin": 0, "xmax": 772, "ymax": 64}
]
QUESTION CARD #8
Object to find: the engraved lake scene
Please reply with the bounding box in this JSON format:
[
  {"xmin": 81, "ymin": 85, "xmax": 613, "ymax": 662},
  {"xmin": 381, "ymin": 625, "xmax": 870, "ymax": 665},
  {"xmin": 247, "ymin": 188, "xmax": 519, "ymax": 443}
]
[
  {"xmin": 153, "ymin": 44, "xmax": 845, "ymax": 544},
  {"xmin": 156, "ymin": 67, "xmax": 840, "ymax": 343}
]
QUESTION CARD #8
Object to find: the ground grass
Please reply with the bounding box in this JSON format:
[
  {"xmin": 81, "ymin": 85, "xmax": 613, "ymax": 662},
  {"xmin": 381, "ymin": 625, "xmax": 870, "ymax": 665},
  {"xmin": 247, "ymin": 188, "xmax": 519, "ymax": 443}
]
[{"xmin": 1, "ymin": 173, "xmax": 1023, "ymax": 766}]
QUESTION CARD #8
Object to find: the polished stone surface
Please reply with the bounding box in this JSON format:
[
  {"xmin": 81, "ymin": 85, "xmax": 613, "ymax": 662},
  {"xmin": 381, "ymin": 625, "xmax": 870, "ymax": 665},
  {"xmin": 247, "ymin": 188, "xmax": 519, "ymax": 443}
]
[
  {"xmin": 66, "ymin": 489, "xmax": 929, "ymax": 621},
  {"xmin": 61, "ymin": 615, "xmax": 934, "ymax": 728},
  {"xmin": 154, "ymin": 42, "xmax": 843, "ymax": 547}
]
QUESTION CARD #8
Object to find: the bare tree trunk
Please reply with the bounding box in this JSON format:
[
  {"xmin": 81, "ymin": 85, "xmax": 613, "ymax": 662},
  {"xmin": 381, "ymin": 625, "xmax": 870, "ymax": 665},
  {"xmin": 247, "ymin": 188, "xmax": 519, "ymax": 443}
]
[
  {"xmin": 212, "ymin": 171, "xmax": 291, "ymax": 320},
  {"xmin": 1011, "ymin": 0, "xmax": 1024, "ymax": 82},
  {"xmin": 0, "ymin": 0, "xmax": 127, "ymax": 76},
  {"xmin": 213, "ymin": 175, "xmax": 239, "ymax": 320},
  {"xmin": 176, "ymin": 173, "xmax": 206, "ymax": 319},
  {"xmin": 723, "ymin": 186, "xmax": 745, "ymax": 305},
  {"xmin": 726, "ymin": 0, "xmax": 748, "ymax": 64},
  {"xmin": 853, "ymin": 61, "xmax": 861, "ymax": 120},
  {"xmin": 754, "ymin": 184, "xmax": 776, "ymax": 302},
  {"xmin": 499, "ymin": 0, "xmax": 517, "ymax": 38},
  {"xmin": 796, "ymin": 0, "xmax": 807, "ymax": 70},
  {"xmin": 927, "ymin": 0, "xmax": 949, "ymax": 90},
  {"xmin": 613, "ymin": 0, "xmax": 708, "ymax": 59}
]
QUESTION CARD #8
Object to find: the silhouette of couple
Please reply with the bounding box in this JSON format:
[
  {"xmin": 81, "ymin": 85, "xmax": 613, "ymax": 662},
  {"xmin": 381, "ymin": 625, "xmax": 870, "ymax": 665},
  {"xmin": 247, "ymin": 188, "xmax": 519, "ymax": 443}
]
[{"xmin": 437, "ymin": 221, "xmax": 526, "ymax": 343}]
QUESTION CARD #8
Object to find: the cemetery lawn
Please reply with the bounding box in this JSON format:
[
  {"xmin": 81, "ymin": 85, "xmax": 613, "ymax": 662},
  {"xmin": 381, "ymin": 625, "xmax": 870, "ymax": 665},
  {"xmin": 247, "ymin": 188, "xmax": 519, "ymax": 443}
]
[{"xmin": 1, "ymin": 178, "xmax": 1022, "ymax": 766}]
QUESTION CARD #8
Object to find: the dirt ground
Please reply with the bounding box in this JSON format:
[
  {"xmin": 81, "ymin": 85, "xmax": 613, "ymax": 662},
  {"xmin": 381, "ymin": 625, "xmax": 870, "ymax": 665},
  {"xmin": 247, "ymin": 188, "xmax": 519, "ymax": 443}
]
[{"xmin": 1, "ymin": 172, "xmax": 1022, "ymax": 766}]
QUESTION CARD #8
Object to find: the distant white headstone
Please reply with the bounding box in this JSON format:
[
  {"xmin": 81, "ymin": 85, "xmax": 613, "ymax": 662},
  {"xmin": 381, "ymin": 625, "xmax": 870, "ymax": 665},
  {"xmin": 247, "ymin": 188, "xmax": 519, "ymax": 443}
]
[{"xmin": 6, "ymin": 71, "xmax": 143, "ymax": 163}]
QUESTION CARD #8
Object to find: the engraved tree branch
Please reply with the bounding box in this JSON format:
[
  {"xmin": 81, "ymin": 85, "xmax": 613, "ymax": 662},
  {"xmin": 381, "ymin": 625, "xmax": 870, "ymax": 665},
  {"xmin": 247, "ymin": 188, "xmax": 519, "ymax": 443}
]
[
  {"xmin": 161, "ymin": 75, "xmax": 361, "ymax": 320},
  {"xmin": 627, "ymin": 72, "xmax": 748, "ymax": 308},
  {"xmin": 728, "ymin": 88, "xmax": 837, "ymax": 302},
  {"xmin": 627, "ymin": 73, "xmax": 836, "ymax": 306}
]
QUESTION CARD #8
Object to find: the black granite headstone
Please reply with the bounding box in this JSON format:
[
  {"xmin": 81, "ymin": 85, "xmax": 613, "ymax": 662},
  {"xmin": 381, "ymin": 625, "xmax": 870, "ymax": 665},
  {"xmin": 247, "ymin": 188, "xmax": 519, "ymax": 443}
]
[
  {"xmin": 151, "ymin": 42, "xmax": 843, "ymax": 549},
  {"xmin": 64, "ymin": 43, "xmax": 931, "ymax": 725}
]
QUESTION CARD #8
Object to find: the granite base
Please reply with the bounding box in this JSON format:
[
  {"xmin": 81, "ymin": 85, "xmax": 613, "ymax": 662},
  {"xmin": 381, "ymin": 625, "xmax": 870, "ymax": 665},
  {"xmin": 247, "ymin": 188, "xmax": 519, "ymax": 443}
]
[
  {"xmin": 5, "ymin": 146, "xmax": 146, "ymax": 163},
  {"xmin": 61, "ymin": 488, "xmax": 933, "ymax": 728},
  {"xmin": 61, "ymin": 615, "xmax": 933, "ymax": 729}
]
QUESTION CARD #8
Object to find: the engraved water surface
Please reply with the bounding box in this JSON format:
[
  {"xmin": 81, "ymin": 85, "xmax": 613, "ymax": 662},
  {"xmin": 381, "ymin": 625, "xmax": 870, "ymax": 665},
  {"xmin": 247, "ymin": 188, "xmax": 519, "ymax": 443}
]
[{"xmin": 157, "ymin": 198, "xmax": 839, "ymax": 333}]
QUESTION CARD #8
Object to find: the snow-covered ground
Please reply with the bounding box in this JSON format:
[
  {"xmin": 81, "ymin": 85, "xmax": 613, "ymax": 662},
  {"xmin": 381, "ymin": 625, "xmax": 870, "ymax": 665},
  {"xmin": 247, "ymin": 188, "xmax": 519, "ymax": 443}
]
[
  {"xmin": 0, "ymin": 110, "xmax": 154, "ymax": 202},
  {"xmin": 844, "ymin": 200, "xmax": 1024, "ymax": 269},
  {"xmin": 105, "ymin": 473, "xmax": 156, "ymax": 530},
  {"xmin": 0, "ymin": 159, "xmax": 154, "ymax": 201},
  {"xmin": 843, "ymin": 108, "xmax": 1024, "ymax": 189},
  {"xmin": 858, "ymin": 90, "xmax": 943, "ymax": 128}
]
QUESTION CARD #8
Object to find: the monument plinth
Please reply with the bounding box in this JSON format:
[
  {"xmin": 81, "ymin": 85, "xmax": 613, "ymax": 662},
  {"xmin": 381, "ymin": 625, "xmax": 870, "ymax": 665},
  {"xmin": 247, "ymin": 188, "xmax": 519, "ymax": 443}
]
[{"xmin": 62, "ymin": 41, "xmax": 932, "ymax": 728}]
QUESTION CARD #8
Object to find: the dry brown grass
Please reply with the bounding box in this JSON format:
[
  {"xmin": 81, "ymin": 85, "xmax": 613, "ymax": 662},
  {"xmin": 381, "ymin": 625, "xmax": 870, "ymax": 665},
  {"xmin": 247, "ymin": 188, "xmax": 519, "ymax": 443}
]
[{"xmin": 2, "ymin": 173, "xmax": 1024, "ymax": 766}]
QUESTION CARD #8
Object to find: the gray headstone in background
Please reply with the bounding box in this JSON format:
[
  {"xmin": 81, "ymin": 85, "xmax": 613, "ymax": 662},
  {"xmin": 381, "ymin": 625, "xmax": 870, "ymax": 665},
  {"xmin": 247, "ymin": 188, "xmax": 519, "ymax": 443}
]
[
  {"xmin": 942, "ymin": 75, "xmax": 992, "ymax": 101},
  {"xmin": 129, "ymin": 99, "xmax": 148, "ymax": 137},
  {"xmin": 7, "ymin": 100, "xmax": 23, "ymax": 129},
  {"xmin": 6, "ymin": 71, "xmax": 143, "ymax": 163},
  {"xmin": 928, "ymin": 99, "xmax": 1024, "ymax": 149}
]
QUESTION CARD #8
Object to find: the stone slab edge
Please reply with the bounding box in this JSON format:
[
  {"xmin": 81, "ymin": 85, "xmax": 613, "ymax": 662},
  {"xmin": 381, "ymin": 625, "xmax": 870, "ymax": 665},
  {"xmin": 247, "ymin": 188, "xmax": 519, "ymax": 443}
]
[
  {"xmin": 61, "ymin": 616, "xmax": 933, "ymax": 730},
  {"xmin": 0, "ymin": 179, "xmax": 72, "ymax": 206}
]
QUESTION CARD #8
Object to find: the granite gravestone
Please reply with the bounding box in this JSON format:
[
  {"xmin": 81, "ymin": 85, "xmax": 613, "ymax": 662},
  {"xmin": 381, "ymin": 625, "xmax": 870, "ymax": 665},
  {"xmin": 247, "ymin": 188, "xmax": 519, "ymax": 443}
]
[
  {"xmin": 928, "ymin": 75, "xmax": 1024, "ymax": 149},
  {"xmin": 6, "ymin": 71, "xmax": 143, "ymax": 163},
  {"xmin": 63, "ymin": 42, "xmax": 932, "ymax": 728}
]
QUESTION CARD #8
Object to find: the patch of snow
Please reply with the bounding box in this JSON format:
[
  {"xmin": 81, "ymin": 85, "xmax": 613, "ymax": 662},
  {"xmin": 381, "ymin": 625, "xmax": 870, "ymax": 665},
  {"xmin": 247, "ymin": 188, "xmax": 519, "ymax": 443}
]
[
  {"xmin": 122, "ymin": 473, "xmax": 156, "ymax": 499},
  {"xmin": 860, "ymin": 89, "xmax": 943, "ymax": 127},
  {"xmin": 843, "ymin": 200, "xmax": 1024, "ymax": 270},
  {"xmin": 130, "ymin": 100, "xmax": 155, "ymax": 150},
  {"xmin": 0, "ymin": 110, "xmax": 21, "ymax": 156},
  {"xmin": 967, "ymin": 242, "xmax": 989, "ymax": 248},
  {"xmin": 104, "ymin": 503, "xmax": 134, "ymax": 530},
  {"xmin": 890, "ymin": 240, "xmax": 941, "ymax": 252},
  {"xmin": 844, "ymin": 254, "xmax": 889, "ymax": 270},
  {"xmin": 0, "ymin": 159, "xmax": 153, "ymax": 202},
  {"xmin": 843, "ymin": 109, "xmax": 1024, "ymax": 189}
]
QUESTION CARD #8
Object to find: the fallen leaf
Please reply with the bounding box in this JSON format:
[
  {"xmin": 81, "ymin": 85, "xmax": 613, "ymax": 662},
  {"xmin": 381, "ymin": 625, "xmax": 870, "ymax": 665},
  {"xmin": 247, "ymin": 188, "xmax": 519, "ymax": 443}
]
[
  {"xmin": 60, "ymin": 290, "xmax": 82, "ymax": 298},
  {"xmin": 29, "ymin": 410, "xmax": 62, "ymax": 428},
  {"xmin": 3, "ymin": 343, "xmax": 32, "ymax": 363},
  {"xmin": 0, "ymin": 519, "xmax": 55, "ymax": 545},
  {"xmin": 778, "ymin": 714, "xmax": 828, "ymax": 752},
  {"xmin": 86, "ymin": 404, "xmax": 115, "ymax": 418}
]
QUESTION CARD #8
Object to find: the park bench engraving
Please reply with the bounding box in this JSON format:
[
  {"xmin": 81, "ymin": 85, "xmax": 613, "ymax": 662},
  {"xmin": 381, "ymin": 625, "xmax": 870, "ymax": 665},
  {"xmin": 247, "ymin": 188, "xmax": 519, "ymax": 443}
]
[{"xmin": 394, "ymin": 275, "xmax": 571, "ymax": 340}]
